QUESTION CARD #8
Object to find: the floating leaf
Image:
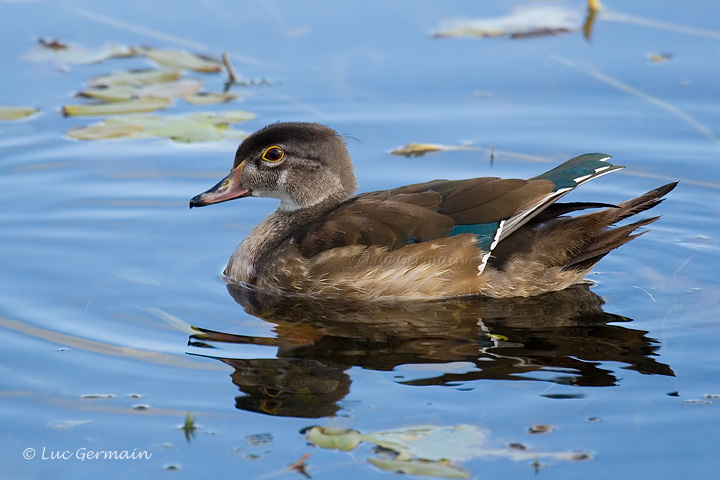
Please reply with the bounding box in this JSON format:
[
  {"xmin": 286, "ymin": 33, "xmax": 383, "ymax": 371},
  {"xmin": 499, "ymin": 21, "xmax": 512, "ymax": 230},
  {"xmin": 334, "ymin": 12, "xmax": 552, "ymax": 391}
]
[
  {"xmin": 364, "ymin": 425, "xmax": 492, "ymax": 462},
  {"xmin": 62, "ymin": 98, "xmax": 172, "ymax": 116},
  {"xmin": 0, "ymin": 105, "xmax": 39, "ymax": 120},
  {"xmin": 648, "ymin": 53, "xmax": 673, "ymax": 63},
  {"xmin": 369, "ymin": 458, "xmax": 470, "ymax": 479},
  {"xmin": 78, "ymin": 85, "xmax": 138, "ymax": 102},
  {"xmin": 136, "ymin": 78, "xmax": 203, "ymax": 99},
  {"xmin": 527, "ymin": 424, "xmax": 554, "ymax": 435},
  {"xmin": 310, "ymin": 423, "xmax": 592, "ymax": 461},
  {"xmin": 306, "ymin": 427, "xmax": 362, "ymax": 451},
  {"xmin": 67, "ymin": 110, "xmax": 256, "ymax": 143},
  {"xmin": 390, "ymin": 143, "xmax": 474, "ymax": 157},
  {"xmin": 38, "ymin": 38, "xmax": 68, "ymax": 50},
  {"xmin": 67, "ymin": 123, "xmax": 145, "ymax": 140},
  {"xmin": 183, "ymin": 92, "xmax": 239, "ymax": 105},
  {"xmin": 288, "ymin": 453, "xmax": 311, "ymax": 478},
  {"xmin": 134, "ymin": 111, "xmax": 255, "ymax": 142},
  {"xmin": 433, "ymin": 6, "xmax": 583, "ymax": 39},
  {"xmin": 214, "ymin": 110, "xmax": 257, "ymax": 123},
  {"xmin": 79, "ymin": 79, "xmax": 203, "ymax": 102},
  {"xmin": 26, "ymin": 39, "xmax": 136, "ymax": 65},
  {"xmin": 88, "ymin": 69, "xmax": 181, "ymax": 87},
  {"xmin": 139, "ymin": 47, "xmax": 223, "ymax": 73}
]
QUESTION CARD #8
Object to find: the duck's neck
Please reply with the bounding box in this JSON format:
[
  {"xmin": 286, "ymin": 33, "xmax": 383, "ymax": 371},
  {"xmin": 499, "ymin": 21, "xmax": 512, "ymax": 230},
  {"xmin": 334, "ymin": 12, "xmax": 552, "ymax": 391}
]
[{"xmin": 224, "ymin": 200, "xmax": 337, "ymax": 283}]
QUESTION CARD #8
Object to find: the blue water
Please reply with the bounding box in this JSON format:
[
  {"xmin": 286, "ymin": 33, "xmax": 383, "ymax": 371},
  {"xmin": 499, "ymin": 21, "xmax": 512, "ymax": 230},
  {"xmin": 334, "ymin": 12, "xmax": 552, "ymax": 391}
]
[{"xmin": 2, "ymin": 1, "xmax": 719, "ymax": 479}]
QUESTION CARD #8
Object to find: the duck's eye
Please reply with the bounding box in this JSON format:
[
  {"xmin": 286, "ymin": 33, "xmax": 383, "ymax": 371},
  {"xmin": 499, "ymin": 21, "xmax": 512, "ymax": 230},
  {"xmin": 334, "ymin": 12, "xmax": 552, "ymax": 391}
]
[{"xmin": 261, "ymin": 146, "xmax": 284, "ymax": 162}]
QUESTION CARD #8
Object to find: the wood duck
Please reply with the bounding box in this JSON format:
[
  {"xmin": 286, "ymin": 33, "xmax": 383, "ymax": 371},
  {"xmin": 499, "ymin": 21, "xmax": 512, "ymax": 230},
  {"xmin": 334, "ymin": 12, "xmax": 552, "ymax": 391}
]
[{"xmin": 190, "ymin": 122, "xmax": 676, "ymax": 300}]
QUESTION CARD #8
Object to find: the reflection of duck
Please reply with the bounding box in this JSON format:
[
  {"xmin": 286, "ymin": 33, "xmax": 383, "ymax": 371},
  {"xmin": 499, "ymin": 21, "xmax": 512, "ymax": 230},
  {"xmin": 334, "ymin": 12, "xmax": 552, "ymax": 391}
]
[
  {"xmin": 188, "ymin": 284, "xmax": 673, "ymax": 417},
  {"xmin": 190, "ymin": 122, "xmax": 676, "ymax": 300}
]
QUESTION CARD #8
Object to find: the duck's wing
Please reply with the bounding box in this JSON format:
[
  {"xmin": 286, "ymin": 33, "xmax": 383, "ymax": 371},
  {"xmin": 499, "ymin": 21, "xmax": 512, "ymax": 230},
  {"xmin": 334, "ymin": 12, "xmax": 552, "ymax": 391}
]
[
  {"xmin": 294, "ymin": 190, "xmax": 454, "ymax": 258},
  {"xmin": 293, "ymin": 153, "xmax": 624, "ymax": 262},
  {"xmin": 436, "ymin": 154, "xmax": 623, "ymax": 246},
  {"xmin": 293, "ymin": 175, "xmax": 561, "ymax": 259}
]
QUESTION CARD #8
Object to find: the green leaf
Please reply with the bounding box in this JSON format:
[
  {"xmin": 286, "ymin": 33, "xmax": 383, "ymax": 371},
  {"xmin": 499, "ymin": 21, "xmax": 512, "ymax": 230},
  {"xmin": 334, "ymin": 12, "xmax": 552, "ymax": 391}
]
[
  {"xmin": 136, "ymin": 78, "xmax": 203, "ymax": 99},
  {"xmin": 364, "ymin": 425, "xmax": 489, "ymax": 462},
  {"xmin": 139, "ymin": 47, "xmax": 223, "ymax": 73},
  {"xmin": 648, "ymin": 53, "xmax": 673, "ymax": 63},
  {"xmin": 306, "ymin": 427, "xmax": 362, "ymax": 451},
  {"xmin": 62, "ymin": 98, "xmax": 172, "ymax": 116},
  {"xmin": 78, "ymin": 85, "xmax": 139, "ymax": 102},
  {"xmin": 67, "ymin": 110, "xmax": 256, "ymax": 143},
  {"xmin": 26, "ymin": 39, "xmax": 136, "ymax": 65},
  {"xmin": 368, "ymin": 458, "xmax": 471, "ymax": 479},
  {"xmin": 212, "ymin": 110, "xmax": 257, "ymax": 123},
  {"xmin": 79, "ymin": 78, "xmax": 203, "ymax": 102},
  {"xmin": 363, "ymin": 424, "xmax": 592, "ymax": 463},
  {"xmin": 0, "ymin": 106, "xmax": 39, "ymax": 120},
  {"xmin": 67, "ymin": 123, "xmax": 144, "ymax": 140},
  {"xmin": 88, "ymin": 69, "xmax": 182, "ymax": 87},
  {"xmin": 183, "ymin": 92, "xmax": 239, "ymax": 105}
]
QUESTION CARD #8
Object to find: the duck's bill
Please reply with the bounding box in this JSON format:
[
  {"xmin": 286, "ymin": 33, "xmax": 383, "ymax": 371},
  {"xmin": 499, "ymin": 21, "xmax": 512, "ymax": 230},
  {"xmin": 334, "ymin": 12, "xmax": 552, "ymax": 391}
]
[{"xmin": 189, "ymin": 170, "xmax": 251, "ymax": 208}]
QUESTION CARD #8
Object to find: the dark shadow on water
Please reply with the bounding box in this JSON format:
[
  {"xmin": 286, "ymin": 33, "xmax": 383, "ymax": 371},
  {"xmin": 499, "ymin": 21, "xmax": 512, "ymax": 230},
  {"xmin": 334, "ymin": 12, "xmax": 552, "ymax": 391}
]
[{"xmin": 188, "ymin": 284, "xmax": 674, "ymax": 418}]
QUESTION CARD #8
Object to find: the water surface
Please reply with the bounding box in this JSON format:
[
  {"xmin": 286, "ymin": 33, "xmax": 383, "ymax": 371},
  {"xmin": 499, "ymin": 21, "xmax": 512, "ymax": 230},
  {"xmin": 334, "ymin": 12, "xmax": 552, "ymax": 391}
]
[{"xmin": 2, "ymin": 1, "xmax": 719, "ymax": 479}]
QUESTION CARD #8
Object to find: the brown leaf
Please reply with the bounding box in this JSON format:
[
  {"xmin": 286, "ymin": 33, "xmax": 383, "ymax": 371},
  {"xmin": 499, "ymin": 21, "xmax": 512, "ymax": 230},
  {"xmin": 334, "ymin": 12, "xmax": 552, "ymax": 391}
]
[{"xmin": 288, "ymin": 452, "xmax": 311, "ymax": 478}]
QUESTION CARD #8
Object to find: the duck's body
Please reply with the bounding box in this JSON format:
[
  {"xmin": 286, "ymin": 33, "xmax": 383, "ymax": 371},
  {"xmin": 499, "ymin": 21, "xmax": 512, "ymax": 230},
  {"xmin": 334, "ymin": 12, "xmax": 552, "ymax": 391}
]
[{"xmin": 190, "ymin": 122, "xmax": 676, "ymax": 301}]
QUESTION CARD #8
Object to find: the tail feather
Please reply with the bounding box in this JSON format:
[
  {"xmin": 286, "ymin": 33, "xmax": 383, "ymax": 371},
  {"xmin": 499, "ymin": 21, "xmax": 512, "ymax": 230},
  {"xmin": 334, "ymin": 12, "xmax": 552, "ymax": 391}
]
[
  {"xmin": 490, "ymin": 182, "xmax": 677, "ymax": 273},
  {"xmin": 603, "ymin": 181, "xmax": 676, "ymax": 224},
  {"xmin": 566, "ymin": 218, "xmax": 657, "ymax": 270},
  {"xmin": 564, "ymin": 182, "xmax": 678, "ymax": 270}
]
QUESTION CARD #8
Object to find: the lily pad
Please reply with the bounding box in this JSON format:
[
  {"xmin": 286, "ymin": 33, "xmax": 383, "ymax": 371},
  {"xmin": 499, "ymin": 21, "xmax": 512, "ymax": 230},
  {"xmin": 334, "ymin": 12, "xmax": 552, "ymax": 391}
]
[
  {"xmin": 26, "ymin": 39, "xmax": 136, "ymax": 65},
  {"xmin": 67, "ymin": 110, "xmax": 256, "ymax": 143},
  {"xmin": 67, "ymin": 123, "xmax": 145, "ymax": 140},
  {"xmin": 306, "ymin": 427, "xmax": 362, "ymax": 451},
  {"xmin": 139, "ymin": 47, "xmax": 223, "ymax": 73},
  {"xmin": 79, "ymin": 78, "xmax": 203, "ymax": 102},
  {"xmin": 62, "ymin": 98, "xmax": 172, "ymax": 116},
  {"xmin": 368, "ymin": 457, "xmax": 470, "ymax": 479},
  {"xmin": 433, "ymin": 6, "xmax": 583, "ymax": 39},
  {"xmin": 364, "ymin": 425, "xmax": 490, "ymax": 462},
  {"xmin": 88, "ymin": 69, "xmax": 182, "ymax": 87},
  {"xmin": 0, "ymin": 106, "xmax": 39, "ymax": 121},
  {"xmin": 648, "ymin": 53, "xmax": 673, "ymax": 63},
  {"xmin": 183, "ymin": 92, "xmax": 239, "ymax": 105},
  {"xmin": 136, "ymin": 78, "xmax": 203, "ymax": 99},
  {"xmin": 528, "ymin": 424, "xmax": 555, "ymax": 435},
  {"xmin": 78, "ymin": 85, "xmax": 139, "ymax": 102},
  {"xmin": 306, "ymin": 424, "xmax": 591, "ymax": 479}
]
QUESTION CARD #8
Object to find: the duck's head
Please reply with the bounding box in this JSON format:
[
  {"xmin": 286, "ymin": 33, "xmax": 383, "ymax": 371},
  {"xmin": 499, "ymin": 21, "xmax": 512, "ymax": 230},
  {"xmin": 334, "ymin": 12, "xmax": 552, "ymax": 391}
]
[{"xmin": 190, "ymin": 122, "xmax": 358, "ymax": 211}]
